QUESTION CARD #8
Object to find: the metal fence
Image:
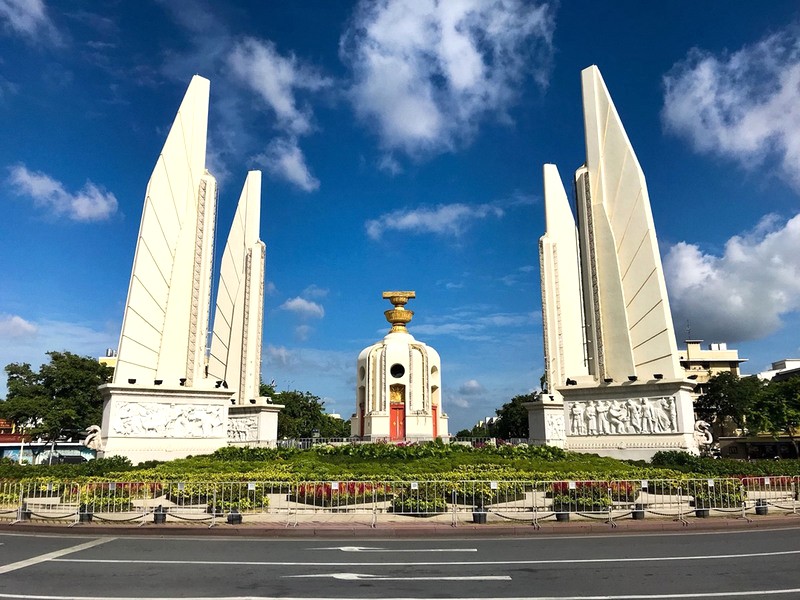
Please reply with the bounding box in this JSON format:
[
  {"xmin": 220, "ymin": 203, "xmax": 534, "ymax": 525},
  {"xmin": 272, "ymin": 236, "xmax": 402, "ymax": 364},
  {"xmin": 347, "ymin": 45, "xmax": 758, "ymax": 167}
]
[{"xmin": 1, "ymin": 477, "xmax": 797, "ymax": 528}]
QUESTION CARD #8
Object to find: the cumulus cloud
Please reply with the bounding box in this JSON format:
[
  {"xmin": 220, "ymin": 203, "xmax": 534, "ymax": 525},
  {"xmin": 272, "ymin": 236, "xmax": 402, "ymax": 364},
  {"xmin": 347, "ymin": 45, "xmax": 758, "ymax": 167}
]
[
  {"xmin": 664, "ymin": 213, "xmax": 800, "ymax": 343},
  {"xmin": 8, "ymin": 164, "xmax": 118, "ymax": 222},
  {"xmin": 458, "ymin": 379, "xmax": 485, "ymax": 396},
  {"xmin": 662, "ymin": 27, "xmax": 800, "ymax": 190},
  {"xmin": 366, "ymin": 202, "xmax": 503, "ymax": 239},
  {"xmin": 229, "ymin": 38, "xmax": 332, "ymax": 136},
  {"xmin": 229, "ymin": 37, "xmax": 331, "ymax": 191},
  {"xmin": 340, "ymin": 0, "xmax": 554, "ymax": 158},
  {"xmin": 0, "ymin": 314, "xmax": 37, "ymax": 338},
  {"xmin": 279, "ymin": 297, "xmax": 325, "ymax": 319},
  {"xmin": 254, "ymin": 138, "xmax": 319, "ymax": 192},
  {"xmin": 0, "ymin": 0, "xmax": 60, "ymax": 44}
]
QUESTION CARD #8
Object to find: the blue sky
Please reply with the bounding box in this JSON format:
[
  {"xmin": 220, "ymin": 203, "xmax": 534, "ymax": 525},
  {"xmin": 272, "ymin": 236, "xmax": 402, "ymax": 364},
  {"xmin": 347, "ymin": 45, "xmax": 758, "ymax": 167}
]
[{"xmin": 1, "ymin": 1, "xmax": 799, "ymax": 433}]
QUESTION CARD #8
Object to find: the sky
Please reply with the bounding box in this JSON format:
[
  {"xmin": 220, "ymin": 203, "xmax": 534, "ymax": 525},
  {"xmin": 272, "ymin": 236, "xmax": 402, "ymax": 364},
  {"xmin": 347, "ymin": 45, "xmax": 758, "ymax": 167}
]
[{"xmin": 1, "ymin": 0, "xmax": 799, "ymax": 434}]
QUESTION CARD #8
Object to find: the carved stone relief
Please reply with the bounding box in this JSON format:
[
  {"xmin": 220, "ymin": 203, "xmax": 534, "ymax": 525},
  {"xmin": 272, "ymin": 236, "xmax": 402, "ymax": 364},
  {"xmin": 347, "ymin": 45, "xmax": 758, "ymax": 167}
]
[
  {"xmin": 228, "ymin": 415, "xmax": 259, "ymax": 442},
  {"xmin": 111, "ymin": 402, "xmax": 226, "ymax": 438},
  {"xmin": 567, "ymin": 397, "xmax": 678, "ymax": 436},
  {"xmin": 545, "ymin": 412, "xmax": 565, "ymax": 441}
]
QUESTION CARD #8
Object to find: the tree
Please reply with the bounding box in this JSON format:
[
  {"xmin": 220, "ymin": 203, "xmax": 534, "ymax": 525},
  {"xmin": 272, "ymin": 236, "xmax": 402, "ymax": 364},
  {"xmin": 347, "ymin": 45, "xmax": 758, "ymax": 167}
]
[
  {"xmin": 695, "ymin": 372, "xmax": 764, "ymax": 431},
  {"xmin": 270, "ymin": 389, "xmax": 349, "ymax": 439},
  {"xmin": 493, "ymin": 392, "xmax": 537, "ymax": 439},
  {"xmin": 0, "ymin": 351, "xmax": 113, "ymax": 444},
  {"xmin": 751, "ymin": 377, "xmax": 800, "ymax": 457}
]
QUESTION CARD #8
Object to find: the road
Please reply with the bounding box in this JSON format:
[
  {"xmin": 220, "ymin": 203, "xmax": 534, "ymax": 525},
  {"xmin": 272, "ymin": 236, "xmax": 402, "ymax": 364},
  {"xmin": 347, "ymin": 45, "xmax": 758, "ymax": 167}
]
[{"xmin": 1, "ymin": 527, "xmax": 800, "ymax": 599}]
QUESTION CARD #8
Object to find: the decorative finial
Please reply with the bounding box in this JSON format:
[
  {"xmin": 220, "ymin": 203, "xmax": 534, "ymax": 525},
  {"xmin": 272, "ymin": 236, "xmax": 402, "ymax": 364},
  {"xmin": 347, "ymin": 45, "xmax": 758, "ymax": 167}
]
[{"xmin": 382, "ymin": 291, "xmax": 416, "ymax": 333}]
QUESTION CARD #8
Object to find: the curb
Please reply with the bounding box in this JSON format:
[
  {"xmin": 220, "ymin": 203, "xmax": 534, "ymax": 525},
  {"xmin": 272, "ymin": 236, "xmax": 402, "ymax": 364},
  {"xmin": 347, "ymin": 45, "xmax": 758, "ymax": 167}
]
[{"xmin": 5, "ymin": 514, "xmax": 800, "ymax": 538}]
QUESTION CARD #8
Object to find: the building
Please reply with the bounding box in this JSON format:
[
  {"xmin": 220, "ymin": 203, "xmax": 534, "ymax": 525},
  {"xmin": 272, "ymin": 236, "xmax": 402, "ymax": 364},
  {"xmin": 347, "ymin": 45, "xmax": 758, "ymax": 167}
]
[
  {"xmin": 531, "ymin": 66, "xmax": 698, "ymax": 460},
  {"xmin": 352, "ymin": 291, "xmax": 448, "ymax": 441},
  {"xmin": 679, "ymin": 340, "xmax": 747, "ymax": 399},
  {"xmin": 755, "ymin": 359, "xmax": 800, "ymax": 382}
]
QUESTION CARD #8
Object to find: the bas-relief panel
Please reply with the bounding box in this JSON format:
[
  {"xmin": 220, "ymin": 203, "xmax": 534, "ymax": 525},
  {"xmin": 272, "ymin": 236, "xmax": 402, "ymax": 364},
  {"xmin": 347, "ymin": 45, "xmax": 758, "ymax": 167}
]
[
  {"xmin": 228, "ymin": 415, "xmax": 259, "ymax": 442},
  {"xmin": 545, "ymin": 413, "xmax": 565, "ymax": 441},
  {"xmin": 111, "ymin": 402, "xmax": 226, "ymax": 438},
  {"xmin": 567, "ymin": 397, "xmax": 678, "ymax": 436}
]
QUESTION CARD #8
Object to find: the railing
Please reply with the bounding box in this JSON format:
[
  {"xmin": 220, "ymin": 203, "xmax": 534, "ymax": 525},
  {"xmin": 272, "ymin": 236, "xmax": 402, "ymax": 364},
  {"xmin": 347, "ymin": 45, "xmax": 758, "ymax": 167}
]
[{"xmin": 1, "ymin": 477, "xmax": 797, "ymax": 527}]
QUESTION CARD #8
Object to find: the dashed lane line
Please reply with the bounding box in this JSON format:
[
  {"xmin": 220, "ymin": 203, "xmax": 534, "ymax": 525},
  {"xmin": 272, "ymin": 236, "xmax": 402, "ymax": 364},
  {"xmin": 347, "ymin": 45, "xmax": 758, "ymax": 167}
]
[{"xmin": 0, "ymin": 538, "xmax": 114, "ymax": 575}]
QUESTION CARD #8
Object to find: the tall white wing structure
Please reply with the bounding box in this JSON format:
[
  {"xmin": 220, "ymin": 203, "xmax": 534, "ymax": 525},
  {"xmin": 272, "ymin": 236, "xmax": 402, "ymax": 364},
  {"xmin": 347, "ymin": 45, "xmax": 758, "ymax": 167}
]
[
  {"xmin": 532, "ymin": 66, "xmax": 697, "ymax": 459},
  {"xmin": 208, "ymin": 171, "xmax": 266, "ymax": 404},
  {"xmin": 540, "ymin": 163, "xmax": 589, "ymax": 393},
  {"xmin": 576, "ymin": 66, "xmax": 682, "ymax": 381},
  {"xmin": 113, "ymin": 75, "xmax": 217, "ymax": 388}
]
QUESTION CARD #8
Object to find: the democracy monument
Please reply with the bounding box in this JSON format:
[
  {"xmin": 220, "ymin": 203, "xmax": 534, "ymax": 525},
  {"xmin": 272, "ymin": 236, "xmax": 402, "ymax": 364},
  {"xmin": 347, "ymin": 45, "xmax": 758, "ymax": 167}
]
[
  {"xmin": 96, "ymin": 76, "xmax": 281, "ymax": 463},
  {"xmin": 89, "ymin": 66, "xmax": 703, "ymax": 463},
  {"xmin": 529, "ymin": 66, "xmax": 699, "ymax": 460}
]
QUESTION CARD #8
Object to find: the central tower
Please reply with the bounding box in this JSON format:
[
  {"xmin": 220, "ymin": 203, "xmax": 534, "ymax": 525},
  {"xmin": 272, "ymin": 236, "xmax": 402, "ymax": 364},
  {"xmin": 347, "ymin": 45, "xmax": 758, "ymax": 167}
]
[{"xmin": 352, "ymin": 291, "xmax": 448, "ymax": 441}]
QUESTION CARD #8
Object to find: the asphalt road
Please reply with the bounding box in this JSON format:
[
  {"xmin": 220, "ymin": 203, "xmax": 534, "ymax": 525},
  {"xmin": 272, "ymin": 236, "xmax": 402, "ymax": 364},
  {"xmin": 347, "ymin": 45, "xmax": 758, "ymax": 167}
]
[{"xmin": 1, "ymin": 527, "xmax": 800, "ymax": 599}]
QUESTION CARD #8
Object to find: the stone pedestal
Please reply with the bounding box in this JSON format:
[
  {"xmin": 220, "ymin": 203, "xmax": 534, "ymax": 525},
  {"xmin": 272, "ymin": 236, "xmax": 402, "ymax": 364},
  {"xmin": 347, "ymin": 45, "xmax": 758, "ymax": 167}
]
[
  {"xmin": 228, "ymin": 400, "xmax": 283, "ymax": 447},
  {"xmin": 559, "ymin": 379, "xmax": 699, "ymax": 461},
  {"xmin": 525, "ymin": 397, "xmax": 565, "ymax": 448},
  {"xmin": 98, "ymin": 383, "xmax": 233, "ymax": 464}
]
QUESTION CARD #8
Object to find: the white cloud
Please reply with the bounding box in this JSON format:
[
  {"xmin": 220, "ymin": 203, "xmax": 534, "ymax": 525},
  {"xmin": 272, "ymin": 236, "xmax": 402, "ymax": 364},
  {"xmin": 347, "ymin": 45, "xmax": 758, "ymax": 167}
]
[
  {"xmin": 458, "ymin": 379, "xmax": 485, "ymax": 396},
  {"xmin": 340, "ymin": 0, "xmax": 554, "ymax": 157},
  {"xmin": 229, "ymin": 37, "xmax": 331, "ymax": 136},
  {"xmin": 279, "ymin": 297, "xmax": 325, "ymax": 319},
  {"xmin": 412, "ymin": 308, "xmax": 534, "ymax": 342},
  {"xmin": 302, "ymin": 284, "xmax": 329, "ymax": 299},
  {"xmin": 0, "ymin": 316, "xmax": 117, "ymax": 395},
  {"xmin": 0, "ymin": 0, "xmax": 60, "ymax": 44},
  {"xmin": 664, "ymin": 213, "xmax": 800, "ymax": 343},
  {"xmin": 263, "ymin": 344, "xmax": 349, "ymax": 374},
  {"xmin": 0, "ymin": 314, "xmax": 37, "ymax": 338},
  {"xmin": 366, "ymin": 202, "xmax": 503, "ymax": 239},
  {"xmin": 255, "ymin": 137, "xmax": 320, "ymax": 192},
  {"xmin": 229, "ymin": 37, "xmax": 330, "ymax": 192},
  {"xmin": 8, "ymin": 164, "xmax": 118, "ymax": 222},
  {"xmin": 662, "ymin": 28, "xmax": 800, "ymax": 190},
  {"xmin": 294, "ymin": 325, "xmax": 313, "ymax": 341}
]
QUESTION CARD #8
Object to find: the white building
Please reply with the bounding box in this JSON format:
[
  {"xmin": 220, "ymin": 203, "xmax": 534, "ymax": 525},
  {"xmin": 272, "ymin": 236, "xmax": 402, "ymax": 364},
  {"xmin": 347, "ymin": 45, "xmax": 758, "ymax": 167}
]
[{"xmin": 352, "ymin": 292, "xmax": 448, "ymax": 441}]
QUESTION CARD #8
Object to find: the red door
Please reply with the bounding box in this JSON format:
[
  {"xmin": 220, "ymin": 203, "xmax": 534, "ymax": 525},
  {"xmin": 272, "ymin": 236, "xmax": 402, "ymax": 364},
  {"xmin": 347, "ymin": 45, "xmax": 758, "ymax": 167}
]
[
  {"xmin": 432, "ymin": 404, "xmax": 438, "ymax": 438},
  {"xmin": 390, "ymin": 404, "xmax": 405, "ymax": 441}
]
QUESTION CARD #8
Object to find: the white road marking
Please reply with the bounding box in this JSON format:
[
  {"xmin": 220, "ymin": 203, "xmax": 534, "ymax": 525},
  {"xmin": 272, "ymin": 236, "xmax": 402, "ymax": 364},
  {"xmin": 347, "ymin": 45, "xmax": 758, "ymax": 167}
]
[
  {"xmin": 284, "ymin": 572, "xmax": 510, "ymax": 581},
  {"xmin": 1, "ymin": 588, "xmax": 800, "ymax": 599},
  {"xmin": 0, "ymin": 538, "xmax": 114, "ymax": 575},
  {"xmin": 311, "ymin": 546, "xmax": 477, "ymax": 553},
  {"xmin": 52, "ymin": 547, "xmax": 800, "ymax": 567}
]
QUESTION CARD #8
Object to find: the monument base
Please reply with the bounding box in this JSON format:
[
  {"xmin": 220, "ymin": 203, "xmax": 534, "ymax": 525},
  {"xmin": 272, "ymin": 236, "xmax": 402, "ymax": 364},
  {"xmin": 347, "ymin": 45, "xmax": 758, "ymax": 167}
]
[
  {"xmin": 554, "ymin": 379, "xmax": 700, "ymax": 461},
  {"xmin": 565, "ymin": 433, "xmax": 698, "ymax": 461},
  {"xmin": 524, "ymin": 397, "xmax": 566, "ymax": 448},
  {"xmin": 228, "ymin": 400, "xmax": 284, "ymax": 447},
  {"xmin": 98, "ymin": 383, "xmax": 233, "ymax": 464}
]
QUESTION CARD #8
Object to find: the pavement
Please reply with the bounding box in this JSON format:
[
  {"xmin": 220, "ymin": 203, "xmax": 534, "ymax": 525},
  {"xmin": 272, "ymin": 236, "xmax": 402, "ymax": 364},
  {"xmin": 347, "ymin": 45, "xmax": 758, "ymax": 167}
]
[{"xmin": 4, "ymin": 511, "xmax": 800, "ymax": 538}]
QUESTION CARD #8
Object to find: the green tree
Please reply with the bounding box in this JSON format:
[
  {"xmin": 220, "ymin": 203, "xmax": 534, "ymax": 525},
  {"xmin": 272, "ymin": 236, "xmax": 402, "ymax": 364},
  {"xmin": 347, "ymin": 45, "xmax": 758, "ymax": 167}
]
[
  {"xmin": 271, "ymin": 390, "xmax": 348, "ymax": 438},
  {"xmin": 695, "ymin": 372, "xmax": 764, "ymax": 431},
  {"xmin": 494, "ymin": 392, "xmax": 537, "ymax": 439},
  {"xmin": 751, "ymin": 377, "xmax": 800, "ymax": 457},
  {"xmin": 0, "ymin": 351, "xmax": 113, "ymax": 443}
]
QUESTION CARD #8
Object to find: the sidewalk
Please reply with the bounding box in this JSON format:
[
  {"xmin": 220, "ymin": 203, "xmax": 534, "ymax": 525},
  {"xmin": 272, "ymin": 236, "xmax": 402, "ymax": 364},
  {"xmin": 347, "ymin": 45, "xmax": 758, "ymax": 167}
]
[{"xmin": 5, "ymin": 512, "xmax": 800, "ymax": 538}]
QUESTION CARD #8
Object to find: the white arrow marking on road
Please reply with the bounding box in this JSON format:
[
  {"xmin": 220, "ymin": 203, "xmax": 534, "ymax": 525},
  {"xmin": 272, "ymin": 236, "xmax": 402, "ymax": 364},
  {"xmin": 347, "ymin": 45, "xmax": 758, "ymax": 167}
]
[
  {"xmin": 312, "ymin": 546, "xmax": 477, "ymax": 553},
  {"xmin": 285, "ymin": 572, "xmax": 510, "ymax": 581}
]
